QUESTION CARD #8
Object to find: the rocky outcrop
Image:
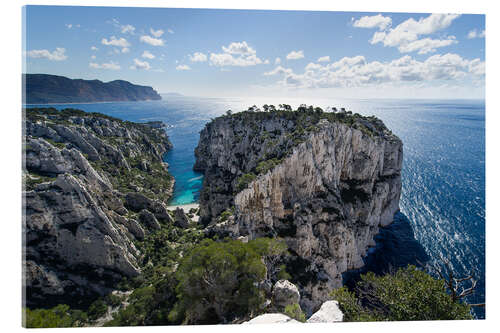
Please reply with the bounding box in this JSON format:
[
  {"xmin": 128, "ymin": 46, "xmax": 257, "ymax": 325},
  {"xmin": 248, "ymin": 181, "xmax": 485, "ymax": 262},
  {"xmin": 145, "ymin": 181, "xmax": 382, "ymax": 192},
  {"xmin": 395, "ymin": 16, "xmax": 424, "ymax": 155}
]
[
  {"xmin": 243, "ymin": 301, "xmax": 343, "ymax": 324},
  {"xmin": 307, "ymin": 301, "xmax": 343, "ymax": 323},
  {"xmin": 272, "ymin": 280, "xmax": 300, "ymax": 309},
  {"xmin": 174, "ymin": 207, "xmax": 190, "ymax": 228},
  {"xmin": 23, "ymin": 108, "xmax": 173, "ymax": 308},
  {"xmin": 243, "ymin": 313, "xmax": 300, "ymax": 324},
  {"xmin": 194, "ymin": 109, "xmax": 403, "ymax": 314}
]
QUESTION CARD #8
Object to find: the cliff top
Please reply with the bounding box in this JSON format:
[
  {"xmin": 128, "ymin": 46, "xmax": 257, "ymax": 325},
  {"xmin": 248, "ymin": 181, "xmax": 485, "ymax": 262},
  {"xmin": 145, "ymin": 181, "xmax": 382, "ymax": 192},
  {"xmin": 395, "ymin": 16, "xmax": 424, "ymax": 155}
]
[
  {"xmin": 25, "ymin": 107, "xmax": 166, "ymax": 140},
  {"xmin": 212, "ymin": 104, "xmax": 398, "ymax": 142},
  {"xmin": 24, "ymin": 107, "xmax": 173, "ymax": 201}
]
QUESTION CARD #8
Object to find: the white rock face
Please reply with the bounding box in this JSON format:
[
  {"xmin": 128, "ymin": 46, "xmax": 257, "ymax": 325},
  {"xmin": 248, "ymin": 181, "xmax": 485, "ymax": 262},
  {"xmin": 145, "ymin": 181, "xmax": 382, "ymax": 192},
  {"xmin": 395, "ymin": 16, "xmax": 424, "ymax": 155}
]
[
  {"xmin": 235, "ymin": 121, "xmax": 402, "ymax": 312},
  {"xmin": 195, "ymin": 112, "xmax": 403, "ymax": 314},
  {"xmin": 307, "ymin": 301, "xmax": 344, "ymax": 323},
  {"xmin": 243, "ymin": 313, "xmax": 301, "ymax": 324}
]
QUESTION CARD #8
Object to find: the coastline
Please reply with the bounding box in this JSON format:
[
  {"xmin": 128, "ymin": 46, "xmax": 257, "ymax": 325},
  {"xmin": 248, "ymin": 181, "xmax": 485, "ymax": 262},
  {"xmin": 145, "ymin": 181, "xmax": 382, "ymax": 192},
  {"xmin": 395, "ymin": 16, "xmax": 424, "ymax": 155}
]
[
  {"xmin": 23, "ymin": 99, "xmax": 161, "ymax": 106},
  {"xmin": 166, "ymin": 203, "xmax": 199, "ymax": 212},
  {"xmin": 167, "ymin": 203, "xmax": 200, "ymax": 223}
]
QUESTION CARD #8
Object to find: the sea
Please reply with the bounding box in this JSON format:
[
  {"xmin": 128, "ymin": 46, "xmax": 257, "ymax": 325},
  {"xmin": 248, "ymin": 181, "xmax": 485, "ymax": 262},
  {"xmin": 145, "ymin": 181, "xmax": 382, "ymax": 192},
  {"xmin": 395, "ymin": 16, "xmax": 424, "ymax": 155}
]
[{"xmin": 27, "ymin": 95, "xmax": 485, "ymax": 318}]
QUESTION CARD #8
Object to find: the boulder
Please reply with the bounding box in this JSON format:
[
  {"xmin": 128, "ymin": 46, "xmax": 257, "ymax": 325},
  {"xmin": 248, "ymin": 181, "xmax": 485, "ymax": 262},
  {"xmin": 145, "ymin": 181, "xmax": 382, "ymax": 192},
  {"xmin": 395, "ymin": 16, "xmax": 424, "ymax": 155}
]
[
  {"xmin": 272, "ymin": 280, "xmax": 300, "ymax": 309},
  {"xmin": 138, "ymin": 209, "xmax": 161, "ymax": 231},
  {"xmin": 125, "ymin": 192, "xmax": 152, "ymax": 212},
  {"xmin": 174, "ymin": 207, "xmax": 190, "ymax": 228},
  {"xmin": 109, "ymin": 211, "xmax": 145, "ymax": 240},
  {"xmin": 243, "ymin": 313, "xmax": 300, "ymax": 324},
  {"xmin": 307, "ymin": 300, "xmax": 344, "ymax": 323},
  {"xmin": 150, "ymin": 201, "xmax": 173, "ymax": 223}
]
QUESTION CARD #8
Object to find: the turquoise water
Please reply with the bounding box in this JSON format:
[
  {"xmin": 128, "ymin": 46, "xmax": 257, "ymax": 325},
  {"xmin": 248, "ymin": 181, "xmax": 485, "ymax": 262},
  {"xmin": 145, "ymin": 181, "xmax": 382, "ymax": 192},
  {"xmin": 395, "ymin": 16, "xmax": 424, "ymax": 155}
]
[{"xmin": 28, "ymin": 96, "xmax": 485, "ymax": 317}]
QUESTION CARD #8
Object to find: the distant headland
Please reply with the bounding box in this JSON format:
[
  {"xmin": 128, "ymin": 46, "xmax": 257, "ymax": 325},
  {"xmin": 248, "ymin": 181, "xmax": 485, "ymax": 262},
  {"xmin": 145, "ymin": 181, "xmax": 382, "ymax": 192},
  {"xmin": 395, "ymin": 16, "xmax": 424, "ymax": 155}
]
[{"xmin": 23, "ymin": 74, "xmax": 162, "ymax": 104}]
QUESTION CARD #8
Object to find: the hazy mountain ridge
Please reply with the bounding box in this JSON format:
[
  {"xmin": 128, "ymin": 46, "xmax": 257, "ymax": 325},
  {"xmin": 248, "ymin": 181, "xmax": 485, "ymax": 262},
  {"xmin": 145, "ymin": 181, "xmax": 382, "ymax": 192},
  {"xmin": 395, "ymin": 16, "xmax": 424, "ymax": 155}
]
[{"xmin": 24, "ymin": 74, "xmax": 162, "ymax": 104}]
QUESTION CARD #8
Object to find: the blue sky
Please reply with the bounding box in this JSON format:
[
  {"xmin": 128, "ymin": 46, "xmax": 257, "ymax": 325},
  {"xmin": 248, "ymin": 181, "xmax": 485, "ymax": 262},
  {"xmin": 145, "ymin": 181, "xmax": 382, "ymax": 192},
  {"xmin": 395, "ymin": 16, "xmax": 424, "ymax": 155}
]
[{"xmin": 23, "ymin": 6, "xmax": 485, "ymax": 99}]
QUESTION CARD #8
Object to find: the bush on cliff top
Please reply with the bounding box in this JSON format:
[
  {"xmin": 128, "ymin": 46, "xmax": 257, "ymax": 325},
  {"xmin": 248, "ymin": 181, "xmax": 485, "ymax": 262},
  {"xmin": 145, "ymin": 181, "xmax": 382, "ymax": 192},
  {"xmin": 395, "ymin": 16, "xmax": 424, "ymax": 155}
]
[{"xmin": 330, "ymin": 265, "xmax": 473, "ymax": 321}]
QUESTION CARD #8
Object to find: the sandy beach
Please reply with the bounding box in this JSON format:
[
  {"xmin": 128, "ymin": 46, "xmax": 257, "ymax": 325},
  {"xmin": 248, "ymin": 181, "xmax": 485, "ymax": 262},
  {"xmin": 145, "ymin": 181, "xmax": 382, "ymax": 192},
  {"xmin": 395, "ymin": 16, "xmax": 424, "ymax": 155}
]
[
  {"xmin": 166, "ymin": 203, "xmax": 199, "ymax": 213},
  {"xmin": 167, "ymin": 203, "xmax": 200, "ymax": 223}
]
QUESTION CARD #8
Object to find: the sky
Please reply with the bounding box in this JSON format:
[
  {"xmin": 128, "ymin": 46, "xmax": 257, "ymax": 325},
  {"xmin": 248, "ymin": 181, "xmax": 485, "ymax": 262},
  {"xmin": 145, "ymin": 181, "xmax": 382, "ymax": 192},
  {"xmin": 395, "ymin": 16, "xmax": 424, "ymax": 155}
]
[{"xmin": 23, "ymin": 6, "xmax": 485, "ymax": 99}]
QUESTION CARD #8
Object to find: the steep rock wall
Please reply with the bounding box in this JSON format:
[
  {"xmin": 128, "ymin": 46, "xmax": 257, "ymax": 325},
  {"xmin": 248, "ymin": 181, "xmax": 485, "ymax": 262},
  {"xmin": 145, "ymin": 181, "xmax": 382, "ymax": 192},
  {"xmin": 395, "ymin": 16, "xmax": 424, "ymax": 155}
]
[
  {"xmin": 194, "ymin": 111, "xmax": 403, "ymax": 313},
  {"xmin": 23, "ymin": 109, "xmax": 173, "ymax": 307}
]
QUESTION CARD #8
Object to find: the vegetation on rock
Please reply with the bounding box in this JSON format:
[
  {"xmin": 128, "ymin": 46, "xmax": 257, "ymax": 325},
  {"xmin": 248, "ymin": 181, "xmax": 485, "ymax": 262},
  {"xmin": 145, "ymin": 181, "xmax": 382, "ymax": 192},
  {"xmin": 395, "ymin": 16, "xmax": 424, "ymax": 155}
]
[
  {"xmin": 172, "ymin": 237, "xmax": 287, "ymax": 324},
  {"xmin": 283, "ymin": 303, "xmax": 306, "ymax": 323},
  {"xmin": 330, "ymin": 265, "xmax": 473, "ymax": 321}
]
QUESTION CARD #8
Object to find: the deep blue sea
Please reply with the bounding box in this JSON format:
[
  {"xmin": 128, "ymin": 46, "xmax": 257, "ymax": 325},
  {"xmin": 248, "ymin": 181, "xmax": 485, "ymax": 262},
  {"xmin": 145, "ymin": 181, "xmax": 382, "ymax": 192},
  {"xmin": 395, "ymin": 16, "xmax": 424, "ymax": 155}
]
[{"xmin": 28, "ymin": 95, "xmax": 485, "ymax": 318}]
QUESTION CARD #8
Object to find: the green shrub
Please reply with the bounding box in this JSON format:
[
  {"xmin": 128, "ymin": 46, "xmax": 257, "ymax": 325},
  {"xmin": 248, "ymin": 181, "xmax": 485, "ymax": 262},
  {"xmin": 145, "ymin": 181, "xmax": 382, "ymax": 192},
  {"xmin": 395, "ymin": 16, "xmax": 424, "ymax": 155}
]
[
  {"xmin": 24, "ymin": 304, "xmax": 88, "ymax": 328},
  {"xmin": 283, "ymin": 303, "xmax": 306, "ymax": 322},
  {"xmin": 105, "ymin": 275, "xmax": 178, "ymax": 326},
  {"xmin": 105, "ymin": 294, "xmax": 122, "ymax": 308},
  {"xmin": 173, "ymin": 238, "xmax": 287, "ymax": 324},
  {"xmin": 330, "ymin": 265, "xmax": 473, "ymax": 322},
  {"xmin": 236, "ymin": 173, "xmax": 256, "ymax": 192},
  {"xmin": 44, "ymin": 138, "xmax": 66, "ymax": 149},
  {"xmin": 219, "ymin": 209, "xmax": 232, "ymax": 222},
  {"xmin": 88, "ymin": 299, "xmax": 107, "ymax": 320},
  {"xmin": 255, "ymin": 158, "xmax": 281, "ymax": 175}
]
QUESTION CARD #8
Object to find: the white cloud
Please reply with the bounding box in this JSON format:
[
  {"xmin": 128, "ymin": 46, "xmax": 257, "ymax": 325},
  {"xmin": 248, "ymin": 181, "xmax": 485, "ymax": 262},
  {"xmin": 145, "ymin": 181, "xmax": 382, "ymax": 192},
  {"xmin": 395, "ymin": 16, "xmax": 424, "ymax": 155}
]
[
  {"xmin": 130, "ymin": 58, "xmax": 151, "ymax": 70},
  {"xmin": 142, "ymin": 50, "xmax": 155, "ymax": 59},
  {"xmin": 168, "ymin": 29, "xmax": 174, "ymax": 34},
  {"xmin": 209, "ymin": 41, "xmax": 265, "ymax": 67},
  {"xmin": 367, "ymin": 14, "xmax": 460, "ymax": 55},
  {"xmin": 90, "ymin": 55, "xmax": 96, "ymax": 60},
  {"xmin": 121, "ymin": 24, "xmax": 135, "ymax": 34},
  {"xmin": 89, "ymin": 61, "xmax": 120, "ymax": 70},
  {"xmin": 109, "ymin": 18, "xmax": 135, "ymax": 35},
  {"xmin": 189, "ymin": 52, "xmax": 208, "ymax": 62},
  {"xmin": 140, "ymin": 35, "xmax": 164, "ymax": 46},
  {"xmin": 275, "ymin": 57, "xmax": 281, "ymax": 65},
  {"xmin": 286, "ymin": 50, "xmax": 304, "ymax": 60},
  {"xmin": 264, "ymin": 65, "xmax": 293, "ymax": 76},
  {"xmin": 210, "ymin": 53, "xmax": 264, "ymax": 67},
  {"xmin": 176, "ymin": 64, "xmax": 191, "ymax": 71},
  {"xmin": 353, "ymin": 14, "xmax": 392, "ymax": 30},
  {"xmin": 222, "ymin": 41, "xmax": 256, "ymax": 55},
  {"xmin": 150, "ymin": 28, "xmax": 164, "ymax": 38},
  {"xmin": 101, "ymin": 36, "xmax": 130, "ymax": 48},
  {"xmin": 26, "ymin": 47, "xmax": 67, "ymax": 61},
  {"xmin": 317, "ymin": 56, "xmax": 330, "ymax": 63},
  {"xmin": 265, "ymin": 53, "xmax": 484, "ymax": 89},
  {"xmin": 121, "ymin": 47, "xmax": 130, "ymax": 54},
  {"xmin": 90, "ymin": 46, "xmax": 98, "ymax": 51},
  {"xmin": 467, "ymin": 29, "xmax": 485, "ymax": 39},
  {"xmin": 398, "ymin": 37, "xmax": 457, "ymax": 54},
  {"xmin": 65, "ymin": 24, "xmax": 72, "ymax": 29}
]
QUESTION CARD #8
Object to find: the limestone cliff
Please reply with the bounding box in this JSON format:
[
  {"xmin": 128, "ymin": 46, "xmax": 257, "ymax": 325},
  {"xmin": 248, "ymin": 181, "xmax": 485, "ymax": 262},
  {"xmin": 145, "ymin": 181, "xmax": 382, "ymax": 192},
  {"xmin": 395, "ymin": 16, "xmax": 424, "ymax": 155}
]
[
  {"xmin": 23, "ymin": 108, "xmax": 173, "ymax": 308},
  {"xmin": 194, "ymin": 108, "xmax": 403, "ymax": 313}
]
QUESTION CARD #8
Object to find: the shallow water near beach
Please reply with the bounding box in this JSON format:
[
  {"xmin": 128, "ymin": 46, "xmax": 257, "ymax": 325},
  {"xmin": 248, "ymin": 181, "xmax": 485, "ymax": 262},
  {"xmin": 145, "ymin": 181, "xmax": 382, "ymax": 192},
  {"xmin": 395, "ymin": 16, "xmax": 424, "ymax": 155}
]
[{"xmin": 28, "ymin": 95, "xmax": 485, "ymax": 318}]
